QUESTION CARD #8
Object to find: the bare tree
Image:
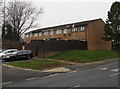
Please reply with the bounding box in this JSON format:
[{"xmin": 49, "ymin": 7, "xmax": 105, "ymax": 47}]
[
  {"xmin": 0, "ymin": 0, "xmax": 4, "ymax": 38},
  {"xmin": 5, "ymin": 0, "xmax": 43, "ymax": 40},
  {"xmin": 0, "ymin": 0, "xmax": 3, "ymax": 6},
  {"xmin": 0, "ymin": 0, "xmax": 4, "ymax": 20}
]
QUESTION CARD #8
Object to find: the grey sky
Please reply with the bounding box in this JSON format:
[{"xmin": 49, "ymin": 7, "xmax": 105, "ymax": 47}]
[{"xmin": 6, "ymin": 0, "xmax": 117, "ymax": 32}]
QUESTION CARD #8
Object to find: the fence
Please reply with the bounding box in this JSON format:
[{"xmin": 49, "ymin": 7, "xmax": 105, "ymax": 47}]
[
  {"xmin": 29, "ymin": 40, "xmax": 87, "ymax": 57},
  {"xmin": 2, "ymin": 42, "xmax": 22, "ymax": 49}
]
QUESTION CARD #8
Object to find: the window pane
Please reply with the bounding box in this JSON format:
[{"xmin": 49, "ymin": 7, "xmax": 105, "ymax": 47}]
[
  {"xmin": 80, "ymin": 26, "xmax": 85, "ymax": 31},
  {"xmin": 64, "ymin": 29, "xmax": 68, "ymax": 33},
  {"xmin": 50, "ymin": 31, "xmax": 54, "ymax": 35},
  {"xmin": 30, "ymin": 33, "xmax": 32, "ymax": 37},
  {"xmin": 72, "ymin": 27, "xmax": 77, "ymax": 32},
  {"xmin": 56, "ymin": 30, "xmax": 62, "ymax": 34},
  {"xmin": 26, "ymin": 34, "xmax": 29, "ymax": 38},
  {"xmin": 39, "ymin": 32, "xmax": 42, "ymax": 36},
  {"xmin": 34, "ymin": 33, "xmax": 38, "ymax": 37},
  {"xmin": 44, "ymin": 32, "xmax": 48, "ymax": 35}
]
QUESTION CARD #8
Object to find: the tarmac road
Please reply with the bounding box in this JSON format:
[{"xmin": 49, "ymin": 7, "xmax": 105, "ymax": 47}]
[{"xmin": 2, "ymin": 61, "xmax": 119, "ymax": 87}]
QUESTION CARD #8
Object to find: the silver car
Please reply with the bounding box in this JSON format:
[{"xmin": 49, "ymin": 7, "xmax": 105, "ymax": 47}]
[{"xmin": 0, "ymin": 49, "xmax": 18, "ymax": 60}]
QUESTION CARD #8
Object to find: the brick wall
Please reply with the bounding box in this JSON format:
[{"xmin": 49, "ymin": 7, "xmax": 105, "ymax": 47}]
[
  {"xmin": 87, "ymin": 20, "xmax": 111, "ymax": 50},
  {"xmin": 24, "ymin": 26, "xmax": 87, "ymax": 42}
]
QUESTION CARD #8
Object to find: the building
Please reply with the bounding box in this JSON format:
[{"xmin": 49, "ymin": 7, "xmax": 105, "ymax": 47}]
[{"xmin": 24, "ymin": 18, "xmax": 111, "ymax": 50}]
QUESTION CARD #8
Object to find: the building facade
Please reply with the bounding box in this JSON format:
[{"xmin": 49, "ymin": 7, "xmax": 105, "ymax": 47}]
[{"xmin": 24, "ymin": 18, "xmax": 111, "ymax": 50}]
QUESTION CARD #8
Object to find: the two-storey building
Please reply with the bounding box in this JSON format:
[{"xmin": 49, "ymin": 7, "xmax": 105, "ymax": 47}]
[{"xmin": 24, "ymin": 18, "xmax": 111, "ymax": 50}]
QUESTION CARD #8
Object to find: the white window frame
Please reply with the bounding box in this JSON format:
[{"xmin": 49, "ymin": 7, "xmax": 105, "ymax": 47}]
[
  {"xmin": 34, "ymin": 33, "xmax": 38, "ymax": 37},
  {"xmin": 50, "ymin": 30, "xmax": 54, "ymax": 35},
  {"xmin": 72, "ymin": 27, "xmax": 77, "ymax": 32},
  {"xmin": 80, "ymin": 26, "xmax": 85, "ymax": 31},
  {"xmin": 44, "ymin": 31, "xmax": 48, "ymax": 36},
  {"xmin": 56, "ymin": 30, "xmax": 62, "ymax": 34},
  {"xmin": 39, "ymin": 32, "xmax": 42, "ymax": 36},
  {"xmin": 64, "ymin": 29, "xmax": 68, "ymax": 33},
  {"xmin": 30, "ymin": 33, "xmax": 32, "ymax": 37},
  {"xmin": 26, "ymin": 34, "xmax": 29, "ymax": 38}
]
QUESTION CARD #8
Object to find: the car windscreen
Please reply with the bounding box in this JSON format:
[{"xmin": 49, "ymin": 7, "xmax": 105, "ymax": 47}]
[
  {"xmin": 2, "ymin": 50, "xmax": 17, "ymax": 54},
  {"xmin": 0, "ymin": 50, "xmax": 3, "ymax": 53}
]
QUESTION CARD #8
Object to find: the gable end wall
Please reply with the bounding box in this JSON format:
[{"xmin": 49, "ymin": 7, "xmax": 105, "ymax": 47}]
[{"xmin": 87, "ymin": 20, "xmax": 111, "ymax": 50}]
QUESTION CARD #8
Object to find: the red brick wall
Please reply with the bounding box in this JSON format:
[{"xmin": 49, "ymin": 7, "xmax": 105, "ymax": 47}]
[{"xmin": 87, "ymin": 20, "xmax": 111, "ymax": 50}]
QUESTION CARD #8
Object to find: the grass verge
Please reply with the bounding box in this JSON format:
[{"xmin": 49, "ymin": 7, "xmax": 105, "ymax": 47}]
[
  {"xmin": 48, "ymin": 50, "xmax": 118, "ymax": 63},
  {"xmin": 7, "ymin": 59, "xmax": 69, "ymax": 70}
]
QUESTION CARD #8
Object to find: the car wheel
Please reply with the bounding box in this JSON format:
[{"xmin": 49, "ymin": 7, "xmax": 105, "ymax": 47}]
[
  {"xmin": 27, "ymin": 56, "xmax": 31, "ymax": 60},
  {"xmin": 12, "ymin": 57, "xmax": 17, "ymax": 61}
]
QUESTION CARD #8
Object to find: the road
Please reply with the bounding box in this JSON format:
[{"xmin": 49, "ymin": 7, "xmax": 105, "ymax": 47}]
[
  {"xmin": 2, "ymin": 65, "xmax": 56, "ymax": 83},
  {"xmin": 2, "ymin": 61, "xmax": 119, "ymax": 87}
]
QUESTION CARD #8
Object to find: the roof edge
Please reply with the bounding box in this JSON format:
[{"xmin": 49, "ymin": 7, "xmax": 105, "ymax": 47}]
[{"xmin": 25, "ymin": 18, "xmax": 103, "ymax": 34}]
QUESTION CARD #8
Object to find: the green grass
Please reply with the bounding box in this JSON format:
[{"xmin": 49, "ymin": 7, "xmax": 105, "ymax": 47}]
[
  {"xmin": 48, "ymin": 50, "xmax": 118, "ymax": 63},
  {"xmin": 7, "ymin": 59, "xmax": 68, "ymax": 70}
]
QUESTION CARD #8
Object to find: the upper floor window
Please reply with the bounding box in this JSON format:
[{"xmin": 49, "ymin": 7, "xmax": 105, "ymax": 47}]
[
  {"xmin": 56, "ymin": 30, "xmax": 62, "ymax": 34},
  {"xmin": 64, "ymin": 29, "xmax": 68, "ymax": 33},
  {"xmin": 34, "ymin": 33, "xmax": 38, "ymax": 37},
  {"xmin": 26, "ymin": 34, "xmax": 29, "ymax": 38},
  {"xmin": 50, "ymin": 30, "xmax": 54, "ymax": 35},
  {"xmin": 72, "ymin": 27, "xmax": 77, "ymax": 32},
  {"xmin": 80, "ymin": 26, "xmax": 85, "ymax": 31},
  {"xmin": 44, "ymin": 31, "xmax": 48, "ymax": 36},
  {"xmin": 39, "ymin": 32, "xmax": 42, "ymax": 36},
  {"xmin": 30, "ymin": 33, "xmax": 32, "ymax": 37}
]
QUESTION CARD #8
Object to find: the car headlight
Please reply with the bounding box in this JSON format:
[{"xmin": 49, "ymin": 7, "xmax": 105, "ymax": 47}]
[{"xmin": 6, "ymin": 56, "xmax": 10, "ymax": 58}]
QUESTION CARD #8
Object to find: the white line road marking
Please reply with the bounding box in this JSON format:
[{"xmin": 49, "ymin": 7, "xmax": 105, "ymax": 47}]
[
  {"xmin": 69, "ymin": 70, "xmax": 77, "ymax": 73},
  {"xmin": 110, "ymin": 73, "xmax": 120, "ymax": 77},
  {"xmin": 111, "ymin": 68, "xmax": 119, "ymax": 72},
  {"xmin": 40, "ymin": 74, "xmax": 62, "ymax": 79},
  {"xmin": 100, "ymin": 67, "xmax": 108, "ymax": 70},
  {"xmin": 26, "ymin": 77, "xmax": 39, "ymax": 80},
  {"xmin": 74, "ymin": 85, "xmax": 80, "ymax": 87},
  {"xmin": 68, "ymin": 85, "xmax": 80, "ymax": 89},
  {"xmin": 2, "ymin": 81, "xmax": 13, "ymax": 85}
]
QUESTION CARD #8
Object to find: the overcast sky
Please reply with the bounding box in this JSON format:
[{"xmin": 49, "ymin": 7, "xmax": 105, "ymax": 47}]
[{"xmin": 7, "ymin": 0, "xmax": 118, "ymax": 32}]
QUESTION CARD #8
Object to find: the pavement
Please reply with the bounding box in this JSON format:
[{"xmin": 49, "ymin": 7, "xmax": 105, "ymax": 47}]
[{"xmin": 2, "ymin": 59, "xmax": 119, "ymax": 87}]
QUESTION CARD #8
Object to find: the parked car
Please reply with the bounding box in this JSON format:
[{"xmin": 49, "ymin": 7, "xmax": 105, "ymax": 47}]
[
  {"xmin": 0, "ymin": 49, "xmax": 4, "ymax": 53},
  {"xmin": 0, "ymin": 49, "xmax": 18, "ymax": 59},
  {"xmin": 14, "ymin": 50, "xmax": 33, "ymax": 60},
  {"xmin": 1, "ymin": 49, "xmax": 33, "ymax": 61}
]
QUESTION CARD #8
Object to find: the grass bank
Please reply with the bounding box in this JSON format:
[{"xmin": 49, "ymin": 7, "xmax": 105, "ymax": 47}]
[
  {"xmin": 48, "ymin": 50, "xmax": 118, "ymax": 63},
  {"xmin": 7, "ymin": 59, "xmax": 68, "ymax": 70}
]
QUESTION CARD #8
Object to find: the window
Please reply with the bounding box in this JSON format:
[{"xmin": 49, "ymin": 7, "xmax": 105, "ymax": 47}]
[
  {"xmin": 39, "ymin": 32, "xmax": 42, "ymax": 36},
  {"xmin": 72, "ymin": 27, "xmax": 77, "ymax": 32},
  {"xmin": 69, "ymin": 29, "xmax": 71, "ymax": 32},
  {"xmin": 50, "ymin": 30, "xmax": 54, "ymax": 35},
  {"xmin": 44, "ymin": 32, "xmax": 48, "ymax": 35},
  {"xmin": 30, "ymin": 33, "xmax": 32, "ymax": 37},
  {"xmin": 34, "ymin": 33, "xmax": 38, "ymax": 37},
  {"xmin": 80, "ymin": 26, "xmax": 85, "ymax": 31},
  {"xmin": 56, "ymin": 30, "xmax": 62, "ymax": 34},
  {"xmin": 26, "ymin": 34, "xmax": 29, "ymax": 38},
  {"xmin": 64, "ymin": 29, "xmax": 68, "ymax": 33}
]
